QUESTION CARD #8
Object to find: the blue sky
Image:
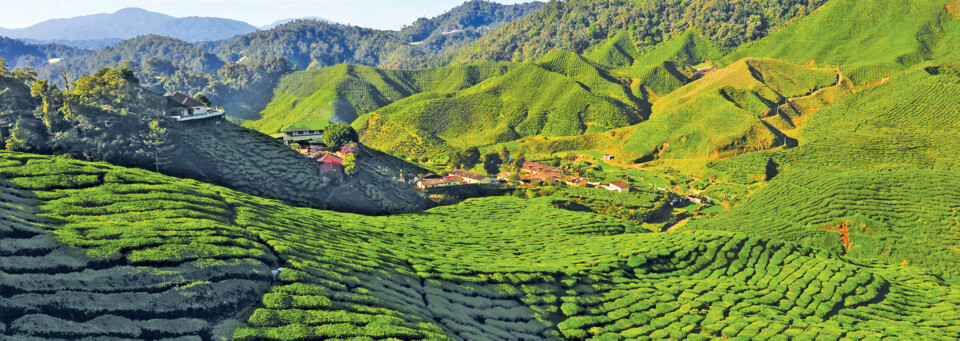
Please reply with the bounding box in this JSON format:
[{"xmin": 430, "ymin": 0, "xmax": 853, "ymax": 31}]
[{"xmin": 0, "ymin": 0, "xmax": 534, "ymax": 30}]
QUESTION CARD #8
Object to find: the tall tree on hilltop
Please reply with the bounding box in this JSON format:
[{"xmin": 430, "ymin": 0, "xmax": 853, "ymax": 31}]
[
  {"xmin": 140, "ymin": 120, "xmax": 175, "ymax": 173},
  {"xmin": 323, "ymin": 123, "xmax": 359, "ymax": 149}
]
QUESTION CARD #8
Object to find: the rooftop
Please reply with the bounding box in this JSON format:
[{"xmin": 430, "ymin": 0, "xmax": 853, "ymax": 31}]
[
  {"xmin": 166, "ymin": 92, "xmax": 206, "ymax": 108},
  {"xmin": 282, "ymin": 120, "xmax": 331, "ymax": 133},
  {"xmin": 318, "ymin": 153, "xmax": 343, "ymax": 165},
  {"xmin": 450, "ymin": 169, "xmax": 489, "ymax": 180},
  {"xmin": 609, "ymin": 181, "xmax": 631, "ymax": 188}
]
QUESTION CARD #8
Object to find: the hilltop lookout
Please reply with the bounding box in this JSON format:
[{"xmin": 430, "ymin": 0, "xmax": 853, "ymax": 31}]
[{"xmin": 166, "ymin": 92, "xmax": 225, "ymax": 122}]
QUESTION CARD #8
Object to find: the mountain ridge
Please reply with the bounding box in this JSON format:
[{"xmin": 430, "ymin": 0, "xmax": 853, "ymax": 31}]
[{"xmin": 0, "ymin": 7, "xmax": 258, "ymax": 45}]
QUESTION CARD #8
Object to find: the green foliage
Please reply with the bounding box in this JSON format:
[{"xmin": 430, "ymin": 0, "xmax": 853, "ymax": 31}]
[
  {"xmin": 356, "ymin": 51, "xmax": 645, "ymax": 158},
  {"xmin": 251, "ymin": 61, "xmax": 513, "ymax": 133},
  {"xmin": 586, "ymin": 30, "xmax": 641, "ymax": 67},
  {"xmin": 2, "ymin": 152, "xmax": 960, "ymax": 340},
  {"xmin": 322, "ymin": 123, "xmax": 359, "ymax": 149},
  {"xmin": 481, "ymin": 151, "xmax": 502, "ymax": 175},
  {"xmin": 615, "ymin": 58, "xmax": 837, "ymax": 161},
  {"xmin": 724, "ymin": 0, "xmax": 960, "ymax": 69},
  {"xmin": 429, "ymin": 0, "xmax": 827, "ymax": 67},
  {"xmin": 343, "ymin": 153, "xmax": 358, "ymax": 175},
  {"xmin": 460, "ymin": 146, "xmax": 481, "ymax": 170}
]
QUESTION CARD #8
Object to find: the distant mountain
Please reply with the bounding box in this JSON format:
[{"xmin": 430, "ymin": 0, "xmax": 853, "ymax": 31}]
[
  {"xmin": 397, "ymin": 0, "xmax": 544, "ymax": 53},
  {"xmin": 22, "ymin": 38, "xmax": 122, "ymax": 50},
  {"xmin": 259, "ymin": 17, "xmax": 334, "ymax": 30},
  {"xmin": 0, "ymin": 36, "xmax": 91, "ymax": 70},
  {"xmin": 209, "ymin": 0, "xmax": 544, "ymax": 69},
  {"xmin": 429, "ymin": 0, "xmax": 829, "ymax": 67},
  {"xmin": 0, "ymin": 7, "xmax": 257, "ymax": 43}
]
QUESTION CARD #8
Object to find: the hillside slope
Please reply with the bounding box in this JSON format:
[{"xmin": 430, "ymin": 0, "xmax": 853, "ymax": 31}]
[
  {"xmin": 209, "ymin": 1, "xmax": 544, "ymax": 70},
  {"xmin": 429, "ymin": 0, "xmax": 828, "ymax": 66},
  {"xmin": 513, "ymin": 58, "xmax": 842, "ymax": 161},
  {"xmin": 2, "ymin": 151, "xmax": 959, "ymax": 339},
  {"xmin": 398, "ymin": 0, "xmax": 545, "ymax": 55},
  {"xmin": 167, "ymin": 119, "xmax": 433, "ymax": 215},
  {"xmin": 724, "ymin": 0, "xmax": 960, "ymax": 69},
  {"xmin": 685, "ymin": 63, "xmax": 960, "ymax": 281},
  {"xmin": 249, "ymin": 61, "xmax": 515, "ymax": 133},
  {"xmin": 354, "ymin": 50, "xmax": 646, "ymax": 156}
]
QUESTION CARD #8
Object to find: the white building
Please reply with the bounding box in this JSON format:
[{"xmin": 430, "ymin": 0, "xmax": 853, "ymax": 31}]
[{"xmin": 166, "ymin": 92, "xmax": 225, "ymax": 122}]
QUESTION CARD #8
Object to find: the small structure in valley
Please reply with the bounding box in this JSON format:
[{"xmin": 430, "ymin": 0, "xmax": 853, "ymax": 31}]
[
  {"xmin": 281, "ymin": 121, "xmax": 330, "ymax": 147},
  {"xmin": 317, "ymin": 153, "xmax": 344, "ymax": 174},
  {"xmin": 605, "ymin": 181, "xmax": 632, "ymax": 193},
  {"xmin": 165, "ymin": 92, "xmax": 225, "ymax": 121},
  {"xmin": 449, "ymin": 169, "xmax": 495, "ymax": 184}
]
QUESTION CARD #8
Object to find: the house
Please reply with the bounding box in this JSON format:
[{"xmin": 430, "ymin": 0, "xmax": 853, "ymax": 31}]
[
  {"xmin": 417, "ymin": 178, "xmax": 447, "ymax": 190},
  {"xmin": 449, "ymin": 170, "xmax": 495, "ymax": 184},
  {"xmin": 416, "ymin": 175, "xmax": 465, "ymax": 190},
  {"xmin": 605, "ymin": 181, "xmax": 632, "ymax": 193},
  {"xmin": 686, "ymin": 195, "xmax": 712, "ymax": 205},
  {"xmin": 564, "ymin": 177, "xmax": 589, "ymax": 187},
  {"xmin": 317, "ymin": 153, "xmax": 343, "ymax": 174},
  {"xmin": 282, "ymin": 121, "xmax": 330, "ymax": 147},
  {"xmin": 165, "ymin": 92, "xmax": 224, "ymax": 121},
  {"xmin": 521, "ymin": 161, "xmax": 560, "ymax": 176},
  {"xmin": 603, "ymin": 155, "xmax": 615, "ymax": 161}
]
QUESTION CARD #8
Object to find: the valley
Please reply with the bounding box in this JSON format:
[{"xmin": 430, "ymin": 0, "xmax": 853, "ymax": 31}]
[{"xmin": 1, "ymin": 0, "xmax": 960, "ymax": 339}]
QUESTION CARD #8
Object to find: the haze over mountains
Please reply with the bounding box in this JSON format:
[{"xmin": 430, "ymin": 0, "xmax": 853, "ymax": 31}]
[{"xmin": 0, "ymin": 8, "xmax": 258, "ymax": 46}]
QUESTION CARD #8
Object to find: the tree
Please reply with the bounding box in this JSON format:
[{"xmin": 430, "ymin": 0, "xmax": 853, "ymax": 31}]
[
  {"xmin": 5, "ymin": 118, "xmax": 46, "ymax": 152},
  {"xmin": 323, "ymin": 123, "xmax": 359, "ymax": 148},
  {"xmin": 513, "ymin": 153, "xmax": 527, "ymax": 170},
  {"xmin": 12, "ymin": 67, "xmax": 37, "ymax": 84},
  {"xmin": 498, "ymin": 146, "xmax": 511, "ymax": 164},
  {"xmin": 482, "ymin": 152, "xmax": 502, "ymax": 175},
  {"xmin": 448, "ymin": 152, "xmax": 463, "ymax": 169},
  {"xmin": 461, "ymin": 146, "xmax": 481, "ymax": 169},
  {"xmin": 140, "ymin": 120, "xmax": 174, "ymax": 173},
  {"xmin": 0, "ymin": 57, "xmax": 8, "ymax": 77},
  {"xmin": 193, "ymin": 93, "xmax": 212, "ymax": 107},
  {"xmin": 552, "ymin": 155, "xmax": 562, "ymax": 167}
]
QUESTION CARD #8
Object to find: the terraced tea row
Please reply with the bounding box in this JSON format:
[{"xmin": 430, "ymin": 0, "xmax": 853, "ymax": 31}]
[
  {"xmin": 0, "ymin": 154, "xmax": 274, "ymax": 340},
  {"xmin": 3, "ymin": 152, "xmax": 960, "ymax": 339}
]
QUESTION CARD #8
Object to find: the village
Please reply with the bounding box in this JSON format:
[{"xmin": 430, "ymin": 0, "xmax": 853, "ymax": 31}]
[{"xmin": 162, "ymin": 92, "xmax": 711, "ymax": 207}]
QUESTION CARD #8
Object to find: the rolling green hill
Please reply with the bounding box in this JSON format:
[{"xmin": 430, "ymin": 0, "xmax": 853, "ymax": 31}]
[
  {"xmin": 513, "ymin": 58, "xmax": 842, "ymax": 161},
  {"xmin": 249, "ymin": 61, "xmax": 515, "ymax": 134},
  {"xmin": 684, "ymin": 63, "xmax": 960, "ymax": 282},
  {"xmin": 616, "ymin": 58, "xmax": 839, "ymax": 161},
  {"xmin": 585, "ymin": 30, "xmax": 641, "ymax": 67},
  {"xmin": 2, "ymin": 151, "xmax": 960, "ymax": 339},
  {"xmin": 632, "ymin": 30, "xmax": 723, "ymax": 67},
  {"xmin": 169, "ymin": 118, "xmax": 433, "ymax": 215},
  {"xmin": 354, "ymin": 50, "xmax": 646, "ymax": 157},
  {"xmin": 429, "ymin": 0, "xmax": 829, "ymax": 67},
  {"xmin": 723, "ymin": 0, "xmax": 960, "ymax": 69}
]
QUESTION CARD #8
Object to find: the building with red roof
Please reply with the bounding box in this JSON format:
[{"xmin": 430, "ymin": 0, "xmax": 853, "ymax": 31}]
[{"xmin": 317, "ymin": 153, "xmax": 343, "ymax": 174}]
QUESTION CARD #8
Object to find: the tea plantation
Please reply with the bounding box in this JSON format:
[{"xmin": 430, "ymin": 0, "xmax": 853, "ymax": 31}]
[
  {"xmin": 2, "ymin": 151, "xmax": 959, "ymax": 340},
  {"xmin": 250, "ymin": 62, "xmax": 516, "ymax": 133}
]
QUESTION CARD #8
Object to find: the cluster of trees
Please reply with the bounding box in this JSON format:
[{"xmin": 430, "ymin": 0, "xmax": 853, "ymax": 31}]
[
  {"xmin": 412, "ymin": 0, "xmax": 827, "ymax": 67},
  {"xmin": 207, "ymin": 21, "xmax": 418, "ymax": 70},
  {"xmin": 398, "ymin": 0, "xmax": 544, "ymax": 55},
  {"xmin": 130, "ymin": 54, "xmax": 293, "ymax": 119},
  {"xmin": 1, "ymin": 61, "xmax": 172, "ymax": 170},
  {"xmin": 447, "ymin": 146, "xmax": 521, "ymax": 175}
]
